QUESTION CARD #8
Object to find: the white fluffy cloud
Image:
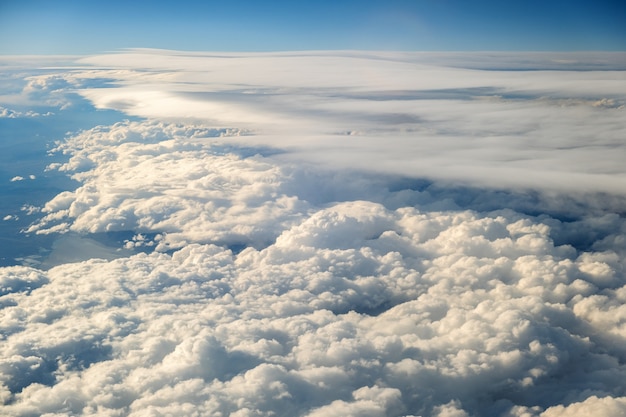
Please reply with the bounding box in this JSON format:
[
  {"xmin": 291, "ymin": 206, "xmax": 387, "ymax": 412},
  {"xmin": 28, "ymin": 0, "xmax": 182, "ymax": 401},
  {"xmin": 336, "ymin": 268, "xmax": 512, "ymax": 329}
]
[
  {"xmin": 3, "ymin": 194, "xmax": 626, "ymax": 416},
  {"xmin": 28, "ymin": 120, "xmax": 311, "ymax": 252},
  {"xmin": 1, "ymin": 51, "xmax": 626, "ymax": 416}
]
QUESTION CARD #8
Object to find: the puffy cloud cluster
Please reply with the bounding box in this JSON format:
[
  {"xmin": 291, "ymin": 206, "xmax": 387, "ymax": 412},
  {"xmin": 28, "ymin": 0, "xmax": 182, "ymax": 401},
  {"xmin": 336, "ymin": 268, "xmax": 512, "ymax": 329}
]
[
  {"xmin": 2, "ymin": 192, "xmax": 626, "ymax": 416},
  {"xmin": 1, "ymin": 51, "xmax": 626, "ymax": 416},
  {"xmin": 28, "ymin": 120, "xmax": 308, "ymax": 251}
]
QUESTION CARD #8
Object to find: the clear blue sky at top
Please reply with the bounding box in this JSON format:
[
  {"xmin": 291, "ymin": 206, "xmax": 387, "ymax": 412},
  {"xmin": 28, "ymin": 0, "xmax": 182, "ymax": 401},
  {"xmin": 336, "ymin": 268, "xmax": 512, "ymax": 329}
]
[{"xmin": 0, "ymin": 0, "xmax": 624, "ymax": 54}]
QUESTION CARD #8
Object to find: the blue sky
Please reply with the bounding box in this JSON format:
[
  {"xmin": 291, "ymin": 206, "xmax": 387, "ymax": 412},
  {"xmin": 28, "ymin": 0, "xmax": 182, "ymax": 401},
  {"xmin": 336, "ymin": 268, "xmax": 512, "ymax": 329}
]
[{"xmin": 0, "ymin": 0, "xmax": 624, "ymax": 54}]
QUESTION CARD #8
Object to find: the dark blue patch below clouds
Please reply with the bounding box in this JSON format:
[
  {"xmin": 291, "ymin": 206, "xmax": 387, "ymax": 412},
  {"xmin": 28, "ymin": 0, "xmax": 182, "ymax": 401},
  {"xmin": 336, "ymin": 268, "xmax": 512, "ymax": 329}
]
[{"xmin": 0, "ymin": 95, "xmax": 137, "ymax": 267}]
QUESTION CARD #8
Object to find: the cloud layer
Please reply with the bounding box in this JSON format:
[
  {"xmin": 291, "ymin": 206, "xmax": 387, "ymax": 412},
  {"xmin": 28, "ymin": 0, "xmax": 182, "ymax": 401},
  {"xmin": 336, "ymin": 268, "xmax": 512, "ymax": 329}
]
[
  {"xmin": 1, "ymin": 51, "xmax": 626, "ymax": 416},
  {"xmin": 3, "ymin": 190, "xmax": 626, "ymax": 416},
  {"xmin": 67, "ymin": 50, "xmax": 626, "ymax": 194}
]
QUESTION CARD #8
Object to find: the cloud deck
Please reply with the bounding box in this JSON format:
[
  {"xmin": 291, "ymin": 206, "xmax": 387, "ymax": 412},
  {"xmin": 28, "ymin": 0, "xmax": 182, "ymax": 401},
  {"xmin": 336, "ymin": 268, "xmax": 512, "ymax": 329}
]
[{"xmin": 1, "ymin": 51, "xmax": 625, "ymax": 416}]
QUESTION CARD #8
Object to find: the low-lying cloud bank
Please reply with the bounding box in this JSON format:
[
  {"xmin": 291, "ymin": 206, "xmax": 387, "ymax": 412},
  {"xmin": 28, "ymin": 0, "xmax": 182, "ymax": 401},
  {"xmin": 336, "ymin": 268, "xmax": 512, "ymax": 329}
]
[{"xmin": 1, "ymin": 51, "xmax": 625, "ymax": 416}]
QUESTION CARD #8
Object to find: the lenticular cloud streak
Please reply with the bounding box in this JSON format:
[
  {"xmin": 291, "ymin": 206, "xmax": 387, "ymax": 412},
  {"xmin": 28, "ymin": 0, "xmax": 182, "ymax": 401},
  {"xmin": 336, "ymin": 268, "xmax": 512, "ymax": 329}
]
[{"xmin": 1, "ymin": 51, "xmax": 626, "ymax": 417}]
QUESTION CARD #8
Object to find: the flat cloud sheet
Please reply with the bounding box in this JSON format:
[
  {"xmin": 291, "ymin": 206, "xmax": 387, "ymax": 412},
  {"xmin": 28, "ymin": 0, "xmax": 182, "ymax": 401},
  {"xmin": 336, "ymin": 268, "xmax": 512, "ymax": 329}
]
[{"xmin": 1, "ymin": 50, "xmax": 626, "ymax": 416}]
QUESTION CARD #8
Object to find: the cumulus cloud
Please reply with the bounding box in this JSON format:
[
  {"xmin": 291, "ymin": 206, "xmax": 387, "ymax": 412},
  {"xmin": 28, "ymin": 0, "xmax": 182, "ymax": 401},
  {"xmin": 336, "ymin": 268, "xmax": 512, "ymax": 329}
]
[
  {"xmin": 28, "ymin": 120, "xmax": 311, "ymax": 252},
  {"xmin": 1, "ymin": 51, "xmax": 625, "ymax": 417},
  {"xmin": 541, "ymin": 396, "xmax": 626, "ymax": 417},
  {"xmin": 8, "ymin": 176, "xmax": 36, "ymax": 182},
  {"xmin": 3, "ymin": 195, "xmax": 626, "ymax": 416}
]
